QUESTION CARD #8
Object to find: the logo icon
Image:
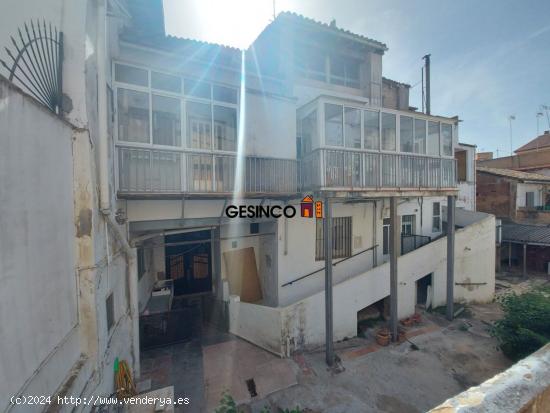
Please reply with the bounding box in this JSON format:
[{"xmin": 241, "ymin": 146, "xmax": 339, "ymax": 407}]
[{"xmin": 301, "ymin": 195, "xmax": 323, "ymax": 218}]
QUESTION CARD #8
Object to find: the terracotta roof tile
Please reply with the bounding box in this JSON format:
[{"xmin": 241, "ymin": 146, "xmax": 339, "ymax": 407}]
[
  {"xmin": 515, "ymin": 132, "xmax": 550, "ymax": 153},
  {"xmin": 477, "ymin": 166, "xmax": 550, "ymax": 182}
]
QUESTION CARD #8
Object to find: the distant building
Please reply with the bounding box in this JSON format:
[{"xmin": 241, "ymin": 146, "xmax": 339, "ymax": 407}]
[
  {"xmin": 476, "ymin": 166, "xmax": 550, "ymax": 275},
  {"xmin": 478, "ymin": 131, "xmax": 550, "ymax": 176},
  {"xmin": 476, "ymin": 151, "xmax": 493, "ymax": 161}
]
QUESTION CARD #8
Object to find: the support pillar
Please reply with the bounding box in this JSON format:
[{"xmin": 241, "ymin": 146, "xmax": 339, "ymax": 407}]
[
  {"xmin": 389, "ymin": 197, "xmax": 399, "ymax": 341},
  {"xmin": 446, "ymin": 195, "xmax": 456, "ymax": 321},
  {"xmin": 323, "ymin": 197, "xmax": 334, "ymax": 366},
  {"xmin": 508, "ymin": 241, "xmax": 512, "ymax": 269},
  {"xmin": 523, "ymin": 243, "xmax": 527, "ymax": 277}
]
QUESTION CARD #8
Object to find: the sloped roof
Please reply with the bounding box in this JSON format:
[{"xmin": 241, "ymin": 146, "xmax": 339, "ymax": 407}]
[
  {"xmin": 502, "ymin": 223, "xmax": 550, "ymax": 246},
  {"xmin": 477, "ymin": 167, "xmax": 550, "ymax": 183},
  {"xmin": 515, "ymin": 132, "xmax": 550, "ymax": 153},
  {"xmin": 273, "ymin": 12, "xmax": 387, "ymax": 51}
]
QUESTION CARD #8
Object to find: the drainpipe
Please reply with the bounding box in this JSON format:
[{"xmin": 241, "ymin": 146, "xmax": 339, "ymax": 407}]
[
  {"xmin": 97, "ymin": 0, "xmax": 110, "ymax": 214},
  {"xmin": 96, "ymin": 0, "xmax": 140, "ymax": 377}
]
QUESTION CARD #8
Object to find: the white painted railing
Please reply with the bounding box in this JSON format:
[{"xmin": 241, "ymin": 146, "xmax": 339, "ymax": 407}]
[
  {"xmin": 301, "ymin": 148, "xmax": 457, "ymax": 190},
  {"xmin": 117, "ymin": 146, "xmax": 298, "ymax": 194}
]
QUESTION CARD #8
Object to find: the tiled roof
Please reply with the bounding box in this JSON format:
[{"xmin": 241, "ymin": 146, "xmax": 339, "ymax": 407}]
[
  {"xmin": 515, "ymin": 132, "xmax": 550, "ymax": 153},
  {"xmin": 382, "ymin": 77, "xmax": 411, "ymax": 88},
  {"xmin": 477, "ymin": 166, "xmax": 550, "ymax": 183},
  {"xmin": 502, "ymin": 223, "xmax": 550, "ymax": 245},
  {"xmin": 275, "ymin": 12, "xmax": 387, "ymax": 51}
]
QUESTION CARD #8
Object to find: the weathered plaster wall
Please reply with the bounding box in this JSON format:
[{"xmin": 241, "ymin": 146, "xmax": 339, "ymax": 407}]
[
  {"xmin": 516, "ymin": 182, "xmax": 544, "ymax": 208},
  {"xmin": 428, "ymin": 343, "xmax": 550, "ymax": 413},
  {"xmin": 0, "ymin": 77, "xmax": 82, "ymax": 411},
  {"xmin": 230, "ymin": 211, "xmax": 495, "ymax": 355}
]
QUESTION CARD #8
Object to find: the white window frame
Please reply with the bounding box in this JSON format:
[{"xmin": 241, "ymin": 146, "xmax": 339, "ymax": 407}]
[
  {"xmin": 432, "ymin": 202, "xmax": 441, "ymax": 232},
  {"xmin": 315, "ymin": 97, "xmax": 455, "ymax": 159},
  {"xmin": 112, "ymin": 61, "xmax": 239, "ymax": 155}
]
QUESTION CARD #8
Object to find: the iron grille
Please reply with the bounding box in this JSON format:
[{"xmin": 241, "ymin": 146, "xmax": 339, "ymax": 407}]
[{"xmin": 0, "ymin": 20, "xmax": 63, "ymax": 113}]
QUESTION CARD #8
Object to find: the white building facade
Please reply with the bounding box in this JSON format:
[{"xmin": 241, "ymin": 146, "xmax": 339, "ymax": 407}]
[{"xmin": 0, "ymin": 1, "xmax": 495, "ymax": 409}]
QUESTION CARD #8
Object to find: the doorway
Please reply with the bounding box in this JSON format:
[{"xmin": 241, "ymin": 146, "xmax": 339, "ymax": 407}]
[
  {"xmin": 165, "ymin": 230, "xmax": 212, "ymax": 296},
  {"xmin": 416, "ymin": 273, "xmax": 433, "ymax": 308}
]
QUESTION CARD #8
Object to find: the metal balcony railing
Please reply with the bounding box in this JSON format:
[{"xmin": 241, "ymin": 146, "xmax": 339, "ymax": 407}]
[
  {"xmin": 117, "ymin": 146, "xmax": 298, "ymax": 195},
  {"xmin": 301, "ymin": 148, "xmax": 457, "ymax": 191},
  {"xmin": 401, "ymin": 234, "xmax": 432, "ymax": 254}
]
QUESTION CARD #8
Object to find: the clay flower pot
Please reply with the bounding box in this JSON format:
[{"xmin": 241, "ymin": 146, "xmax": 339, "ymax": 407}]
[{"xmin": 376, "ymin": 328, "xmax": 391, "ymax": 346}]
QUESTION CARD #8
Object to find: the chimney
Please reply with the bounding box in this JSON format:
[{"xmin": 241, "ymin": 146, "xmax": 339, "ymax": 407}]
[{"xmin": 423, "ymin": 54, "xmax": 431, "ymax": 115}]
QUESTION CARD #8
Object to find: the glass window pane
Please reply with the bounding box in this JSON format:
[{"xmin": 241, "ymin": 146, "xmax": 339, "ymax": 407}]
[
  {"xmin": 427, "ymin": 121, "xmax": 440, "ymax": 156},
  {"xmin": 414, "ymin": 119, "xmax": 426, "ymax": 154},
  {"xmin": 441, "ymin": 123, "xmax": 453, "ymax": 156},
  {"xmin": 151, "ymin": 71, "xmax": 181, "ymax": 93},
  {"xmin": 381, "ymin": 112, "xmax": 396, "ymax": 151},
  {"xmin": 364, "ymin": 110, "xmax": 379, "ymax": 150},
  {"xmin": 152, "ymin": 95, "xmax": 181, "ymax": 146},
  {"xmin": 213, "ymin": 106, "xmax": 237, "ymax": 151},
  {"xmin": 117, "ymin": 88, "xmax": 149, "ymax": 143},
  {"xmin": 185, "ymin": 79, "xmax": 211, "ymax": 98},
  {"xmin": 301, "ymin": 110, "xmax": 317, "ymax": 155},
  {"xmin": 324, "ymin": 103, "xmax": 343, "ymax": 146},
  {"xmin": 186, "ymin": 102, "xmax": 212, "ymax": 149},
  {"xmin": 213, "ymin": 85, "xmax": 238, "ymax": 103},
  {"xmin": 400, "ymin": 115, "xmax": 414, "ymax": 153},
  {"xmin": 344, "ymin": 107, "xmax": 361, "ymax": 148},
  {"xmin": 115, "ymin": 64, "xmax": 148, "ymax": 86}
]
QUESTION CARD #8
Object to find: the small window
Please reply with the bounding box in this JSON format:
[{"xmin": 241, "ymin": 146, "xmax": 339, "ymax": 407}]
[
  {"xmin": 401, "ymin": 215, "xmax": 415, "ymax": 235},
  {"xmin": 526, "ymin": 192, "xmax": 535, "ymax": 208},
  {"xmin": 344, "ymin": 107, "xmax": 361, "ymax": 148},
  {"xmin": 213, "ymin": 106, "xmax": 237, "ymax": 151},
  {"xmin": 152, "ymin": 95, "xmax": 181, "ymax": 146},
  {"xmin": 151, "ymin": 71, "xmax": 181, "ymax": 93},
  {"xmin": 187, "ymin": 102, "xmax": 212, "ymax": 149},
  {"xmin": 213, "ymin": 85, "xmax": 238, "ymax": 104},
  {"xmin": 250, "ymin": 223, "xmax": 259, "ymax": 234},
  {"xmin": 300, "ymin": 110, "xmax": 317, "ymax": 156},
  {"xmin": 115, "ymin": 64, "xmax": 148, "ymax": 87},
  {"xmin": 117, "ymin": 88, "xmax": 150, "ymax": 143},
  {"xmin": 383, "ymin": 218, "xmax": 390, "ymax": 255},
  {"xmin": 414, "ymin": 119, "xmax": 426, "ymax": 154},
  {"xmin": 364, "ymin": 110, "xmax": 379, "ymax": 150},
  {"xmin": 315, "ymin": 217, "xmax": 352, "ymax": 260},
  {"xmin": 381, "ymin": 113, "xmax": 396, "ymax": 151},
  {"xmin": 400, "ymin": 116, "xmax": 414, "ymax": 153},
  {"xmin": 427, "ymin": 121, "xmax": 440, "ymax": 156},
  {"xmin": 137, "ymin": 248, "xmax": 145, "ymax": 280},
  {"xmin": 441, "ymin": 123, "xmax": 453, "ymax": 156},
  {"xmin": 324, "ymin": 103, "xmax": 343, "ymax": 147},
  {"xmin": 432, "ymin": 202, "xmax": 441, "ymax": 232},
  {"xmin": 106, "ymin": 293, "xmax": 114, "ymax": 332},
  {"xmin": 185, "ymin": 79, "xmax": 211, "ymax": 99}
]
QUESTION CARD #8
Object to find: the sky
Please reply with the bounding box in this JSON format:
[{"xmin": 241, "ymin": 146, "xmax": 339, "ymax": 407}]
[{"xmin": 163, "ymin": 0, "xmax": 550, "ymax": 155}]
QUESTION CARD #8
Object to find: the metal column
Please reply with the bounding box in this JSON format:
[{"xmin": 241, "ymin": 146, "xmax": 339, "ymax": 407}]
[
  {"xmin": 446, "ymin": 195, "xmax": 456, "ymax": 321},
  {"xmin": 323, "ymin": 197, "xmax": 334, "ymax": 366},
  {"xmin": 389, "ymin": 197, "xmax": 399, "ymax": 341},
  {"xmin": 523, "ymin": 243, "xmax": 527, "ymax": 277},
  {"xmin": 508, "ymin": 241, "xmax": 512, "ymax": 269}
]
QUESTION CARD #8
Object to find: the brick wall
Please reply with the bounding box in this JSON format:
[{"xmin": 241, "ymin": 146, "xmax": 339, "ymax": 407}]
[{"xmin": 476, "ymin": 173, "xmax": 516, "ymax": 220}]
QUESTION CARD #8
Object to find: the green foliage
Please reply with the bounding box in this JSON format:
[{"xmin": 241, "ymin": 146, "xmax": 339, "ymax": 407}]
[
  {"xmin": 215, "ymin": 393, "xmax": 304, "ymax": 413},
  {"xmin": 214, "ymin": 392, "xmax": 239, "ymax": 413},
  {"xmin": 491, "ymin": 289, "xmax": 550, "ymax": 361}
]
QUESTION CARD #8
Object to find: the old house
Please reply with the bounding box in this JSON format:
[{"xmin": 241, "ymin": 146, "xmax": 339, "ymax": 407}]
[
  {"xmin": 0, "ymin": 0, "xmax": 496, "ymax": 410},
  {"xmin": 478, "ymin": 130, "xmax": 550, "ymax": 176},
  {"xmin": 476, "ymin": 166, "xmax": 550, "ymax": 275}
]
